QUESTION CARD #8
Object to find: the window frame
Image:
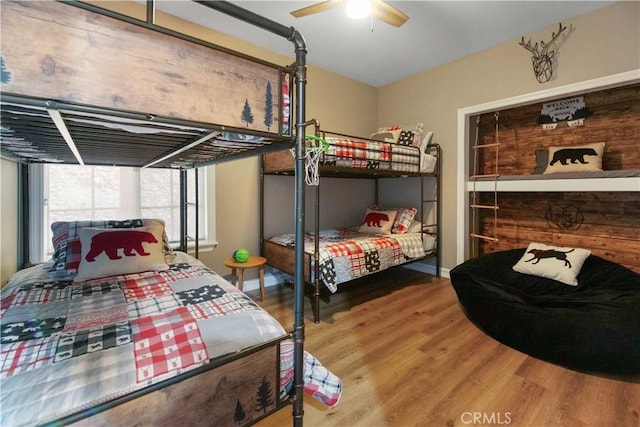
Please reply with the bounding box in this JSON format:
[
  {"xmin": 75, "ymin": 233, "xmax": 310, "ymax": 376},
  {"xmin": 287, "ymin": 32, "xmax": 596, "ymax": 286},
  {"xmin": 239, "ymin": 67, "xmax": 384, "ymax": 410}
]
[{"xmin": 28, "ymin": 163, "xmax": 215, "ymax": 264}]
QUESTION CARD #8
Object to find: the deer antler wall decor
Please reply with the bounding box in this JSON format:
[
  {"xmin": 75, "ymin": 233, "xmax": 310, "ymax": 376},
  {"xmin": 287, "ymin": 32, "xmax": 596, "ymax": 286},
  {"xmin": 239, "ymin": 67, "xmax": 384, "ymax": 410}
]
[{"xmin": 519, "ymin": 23, "xmax": 567, "ymax": 83}]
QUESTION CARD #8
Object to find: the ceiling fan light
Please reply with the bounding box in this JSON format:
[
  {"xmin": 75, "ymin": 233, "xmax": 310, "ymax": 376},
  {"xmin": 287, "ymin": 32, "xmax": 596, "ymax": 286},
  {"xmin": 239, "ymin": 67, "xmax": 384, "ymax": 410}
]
[{"xmin": 345, "ymin": 0, "xmax": 371, "ymax": 20}]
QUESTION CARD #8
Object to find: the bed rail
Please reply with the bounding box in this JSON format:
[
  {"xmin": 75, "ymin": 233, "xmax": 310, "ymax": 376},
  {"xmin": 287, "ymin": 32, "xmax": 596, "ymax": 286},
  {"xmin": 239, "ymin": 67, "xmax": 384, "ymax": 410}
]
[
  {"xmin": 0, "ymin": 1, "xmax": 301, "ymax": 169},
  {"xmin": 264, "ymin": 129, "xmax": 437, "ymax": 178}
]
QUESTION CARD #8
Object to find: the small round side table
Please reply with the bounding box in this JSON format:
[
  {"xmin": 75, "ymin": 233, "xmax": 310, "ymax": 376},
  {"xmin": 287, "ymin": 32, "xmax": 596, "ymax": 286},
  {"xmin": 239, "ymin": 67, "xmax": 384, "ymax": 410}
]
[{"xmin": 224, "ymin": 255, "xmax": 267, "ymax": 301}]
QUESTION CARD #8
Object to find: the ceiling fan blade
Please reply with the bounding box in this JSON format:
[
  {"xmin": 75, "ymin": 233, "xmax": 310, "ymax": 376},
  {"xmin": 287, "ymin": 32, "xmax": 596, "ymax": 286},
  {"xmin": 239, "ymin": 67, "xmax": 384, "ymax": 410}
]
[
  {"xmin": 291, "ymin": 0, "xmax": 343, "ymax": 18},
  {"xmin": 371, "ymin": 0, "xmax": 409, "ymax": 27}
]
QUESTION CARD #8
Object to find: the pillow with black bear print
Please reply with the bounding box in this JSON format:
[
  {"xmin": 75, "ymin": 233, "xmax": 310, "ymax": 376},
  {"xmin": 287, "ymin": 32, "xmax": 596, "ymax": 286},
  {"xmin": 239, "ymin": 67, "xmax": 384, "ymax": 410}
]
[{"xmin": 543, "ymin": 142, "xmax": 605, "ymax": 174}]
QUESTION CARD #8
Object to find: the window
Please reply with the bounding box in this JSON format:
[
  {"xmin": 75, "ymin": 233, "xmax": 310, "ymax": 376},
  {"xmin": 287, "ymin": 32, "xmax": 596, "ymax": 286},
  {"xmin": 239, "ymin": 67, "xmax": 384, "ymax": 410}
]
[{"xmin": 29, "ymin": 164, "xmax": 212, "ymax": 263}]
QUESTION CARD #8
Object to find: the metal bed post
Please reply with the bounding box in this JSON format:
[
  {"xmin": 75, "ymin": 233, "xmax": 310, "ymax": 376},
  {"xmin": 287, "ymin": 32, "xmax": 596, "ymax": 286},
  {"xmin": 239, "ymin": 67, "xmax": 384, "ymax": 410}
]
[
  {"xmin": 194, "ymin": 2, "xmax": 308, "ymax": 425},
  {"xmin": 420, "ymin": 173, "xmax": 425, "ymax": 258},
  {"xmin": 18, "ymin": 164, "xmax": 29, "ymax": 269},
  {"xmin": 260, "ymin": 158, "xmax": 265, "ymax": 258},
  {"xmin": 313, "ymin": 167, "xmax": 321, "ymax": 323},
  {"xmin": 435, "ymin": 144, "xmax": 442, "ymax": 275},
  {"xmin": 310, "ymin": 122, "xmax": 322, "ymax": 324},
  {"xmin": 146, "ymin": 0, "xmax": 155, "ymax": 24},
  {"xmin": 291, "ymin": 34, "xmax": 308, "ymax": 427},
  {"xmin": 194, "ymin": 169, "xmax": 199, "ymax": 259},
  {"xmin": 179, "ymin": 169, "xmax": 188, "ymax": 253}
]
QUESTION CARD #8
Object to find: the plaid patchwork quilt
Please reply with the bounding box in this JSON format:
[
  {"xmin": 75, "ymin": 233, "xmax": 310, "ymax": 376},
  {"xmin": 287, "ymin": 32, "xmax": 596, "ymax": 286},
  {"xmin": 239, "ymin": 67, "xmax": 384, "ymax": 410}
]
[
  {"xmin": 320, "ymin": 137, "xmax": 420, "ymax": 172},
  {"xmin": 269, "ymin": 228, "xmax": 425, "ymax": 293},
  {"xmin": 0, "ymin": 252, "xmax": 341, "ymax": 426}
]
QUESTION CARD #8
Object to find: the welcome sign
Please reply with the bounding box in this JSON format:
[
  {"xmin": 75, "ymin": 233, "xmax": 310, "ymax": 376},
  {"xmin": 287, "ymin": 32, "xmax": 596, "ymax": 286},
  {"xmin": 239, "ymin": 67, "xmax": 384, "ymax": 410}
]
[{"xmin": 538, "ymin": 96, "xmax": 590, "ymax": 130}]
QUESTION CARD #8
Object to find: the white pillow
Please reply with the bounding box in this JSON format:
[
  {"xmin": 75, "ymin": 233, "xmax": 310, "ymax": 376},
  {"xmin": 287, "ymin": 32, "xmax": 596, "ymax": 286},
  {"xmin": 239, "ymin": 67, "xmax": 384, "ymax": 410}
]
[
  {"xmin": 74, "ymin": 225, "xmax": 169, "ymax": 282},
  {"xmin": 512, "ymin": 242, "xmax": 592, "ymax": 286},
  {"xmin": 418, "ymin": 131, "xmax": 433, "ymax": 153},
  {"xmin": 418, "ymin": 131, "xmax": 436, "ymax": 173},
  {"xmin": 358, "ymin": 209, "xmax": 397, "ymax": 235},
  {"xmin": 370, "ymin": 131, "xmax": 400, "ymax": 143},
  {"xmin": 407, "ymin": 220, "xmax": 423, "ymax": 234},
  {"xmin": 543, "ymin": 142, "xmax": 605, "ymax": 174}
]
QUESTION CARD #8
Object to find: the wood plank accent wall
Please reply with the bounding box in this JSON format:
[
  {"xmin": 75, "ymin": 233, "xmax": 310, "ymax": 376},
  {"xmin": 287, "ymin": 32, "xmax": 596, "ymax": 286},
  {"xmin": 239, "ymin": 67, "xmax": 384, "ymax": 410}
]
[
  {"xmin": 470, "ymin": 82, "xmax": 639, "ymax": 273},
  {"xmin": 476, "ymin": 192, "xmax": 640, "ymax": 273},
  {"xmin": 474, "ymin": 83, "xmax": 640, "ymax": 175}
]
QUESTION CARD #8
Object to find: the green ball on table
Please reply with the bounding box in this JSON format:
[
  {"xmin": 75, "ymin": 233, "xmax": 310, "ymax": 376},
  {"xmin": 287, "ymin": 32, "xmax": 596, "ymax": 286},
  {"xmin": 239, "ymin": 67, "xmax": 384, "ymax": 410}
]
[{"xmin": 233, "ymin": 248, "xmax": 250, "ymax": 263}]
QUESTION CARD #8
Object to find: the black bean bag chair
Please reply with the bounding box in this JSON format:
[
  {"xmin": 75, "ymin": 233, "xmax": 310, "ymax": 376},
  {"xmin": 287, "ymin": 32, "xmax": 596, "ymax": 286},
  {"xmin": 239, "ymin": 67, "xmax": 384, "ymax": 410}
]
[{"xmin": 450, "ymin": 249, "xmax": 640, "ymax": 376}]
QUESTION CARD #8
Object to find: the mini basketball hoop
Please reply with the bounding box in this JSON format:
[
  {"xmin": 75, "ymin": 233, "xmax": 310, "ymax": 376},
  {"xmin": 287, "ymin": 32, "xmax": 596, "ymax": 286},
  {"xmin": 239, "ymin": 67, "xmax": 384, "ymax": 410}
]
[
  {"xmin": 303, "ymin": 135, "xmax": 328, "ymax": 186},
  {"xmin": 290, "ymin": 135, "xmax": 328, "ymax": 186}
]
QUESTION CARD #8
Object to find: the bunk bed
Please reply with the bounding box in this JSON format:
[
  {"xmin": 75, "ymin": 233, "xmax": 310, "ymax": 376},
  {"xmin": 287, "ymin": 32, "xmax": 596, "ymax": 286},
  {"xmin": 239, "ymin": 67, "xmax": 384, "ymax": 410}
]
[
  {"xmin": 0, "ymin": 1, "xmax": 325, "ymax": 425},
  {"xmin": 262, "ymin": 127, "xmax": 441, "ymax": 323}
]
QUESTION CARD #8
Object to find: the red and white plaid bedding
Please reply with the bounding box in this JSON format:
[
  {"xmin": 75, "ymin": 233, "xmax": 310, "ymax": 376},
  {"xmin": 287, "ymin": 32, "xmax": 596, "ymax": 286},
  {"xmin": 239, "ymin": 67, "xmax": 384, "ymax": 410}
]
[
  {"xmin": 0, "ymin": 252, "xmax": 341, "ymax": 426},
  {"xmin": 321, "ymin": 137, "xmax": 420, "ymax": 172},
  {"xmin": 269, "ymin": 229, "xmax": 426, "ymax": 293}
]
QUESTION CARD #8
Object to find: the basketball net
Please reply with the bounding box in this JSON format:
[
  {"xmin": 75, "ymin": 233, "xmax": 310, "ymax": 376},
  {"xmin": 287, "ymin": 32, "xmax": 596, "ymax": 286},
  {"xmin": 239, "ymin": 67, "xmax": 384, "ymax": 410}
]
[{"xmin": 290, "ymin": 135, "xmax": 328, "ymax": 186}]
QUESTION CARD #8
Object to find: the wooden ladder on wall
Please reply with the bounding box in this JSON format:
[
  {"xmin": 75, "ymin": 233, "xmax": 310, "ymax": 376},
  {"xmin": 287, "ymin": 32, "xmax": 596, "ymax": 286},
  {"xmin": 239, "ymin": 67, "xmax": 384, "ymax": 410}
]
[{"xmin": 470, "ymin": 113, "xmax": 500, "ymax": 255}]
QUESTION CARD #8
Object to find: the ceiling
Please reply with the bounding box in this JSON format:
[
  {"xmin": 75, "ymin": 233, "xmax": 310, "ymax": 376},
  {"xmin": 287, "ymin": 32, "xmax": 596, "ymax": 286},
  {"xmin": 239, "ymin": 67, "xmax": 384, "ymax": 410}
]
[{"xmin": 153, "ymin": 1, "xmax": 613, "ymax": 87}]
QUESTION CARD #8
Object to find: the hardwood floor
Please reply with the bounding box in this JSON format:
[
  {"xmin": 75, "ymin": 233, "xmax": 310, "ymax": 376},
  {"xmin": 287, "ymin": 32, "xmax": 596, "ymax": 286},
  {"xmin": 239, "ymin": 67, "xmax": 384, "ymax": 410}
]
[{"xmin": 247, "ymin": 268, "xmax": 640, "ymax": 427}]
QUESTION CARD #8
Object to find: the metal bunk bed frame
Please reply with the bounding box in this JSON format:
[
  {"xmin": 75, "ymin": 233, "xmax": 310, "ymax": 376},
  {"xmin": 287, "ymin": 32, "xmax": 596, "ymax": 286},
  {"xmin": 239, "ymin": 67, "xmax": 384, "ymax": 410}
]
[
  {"xmin": 4, "ymin": 1, "xmax": 310, "ymax": 425},
  {"xmin": 261, "ymin": 124, "xmax": 442, "ymax": 323},
  {"xmin": 305, "ymin": 127, "xmax": 442, "ymax": 323}
]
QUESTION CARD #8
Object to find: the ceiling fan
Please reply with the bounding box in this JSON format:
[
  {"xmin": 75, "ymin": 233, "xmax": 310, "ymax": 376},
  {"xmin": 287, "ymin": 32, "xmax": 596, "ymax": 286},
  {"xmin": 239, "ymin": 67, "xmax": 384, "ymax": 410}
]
[{"xmin": 291, "ymin": 0, "xmax": 409, "ymax": 28}]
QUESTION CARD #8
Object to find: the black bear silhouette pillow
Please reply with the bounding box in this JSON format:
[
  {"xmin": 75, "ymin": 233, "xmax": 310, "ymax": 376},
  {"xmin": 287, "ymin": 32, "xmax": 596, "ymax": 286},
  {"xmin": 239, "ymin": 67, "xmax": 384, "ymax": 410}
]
[
  {"xmin": 74, "ymin": 225, "xmax": 169, "ymax": 282},
  {"xmin": 512, "ymin": 242, "xmax": 592, "ymax": 286},
  {"xmin": 543, "ymin": 142, "xmax": 605, "ymax": 174}
]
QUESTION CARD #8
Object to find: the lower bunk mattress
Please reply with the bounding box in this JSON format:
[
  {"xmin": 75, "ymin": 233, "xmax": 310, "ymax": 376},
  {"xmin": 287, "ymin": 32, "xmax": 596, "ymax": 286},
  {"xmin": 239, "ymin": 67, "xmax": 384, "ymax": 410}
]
[
  {"xmin": 0, "ymin": 252, "xmax": 341, "ymax": 426},
  {"xmin": 267, "ymin": 228, "xmax": 435, "ymax": 293},
  {"xmin": 450, "ymin": 249, "xmax": 640, "ymax": 376}
]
